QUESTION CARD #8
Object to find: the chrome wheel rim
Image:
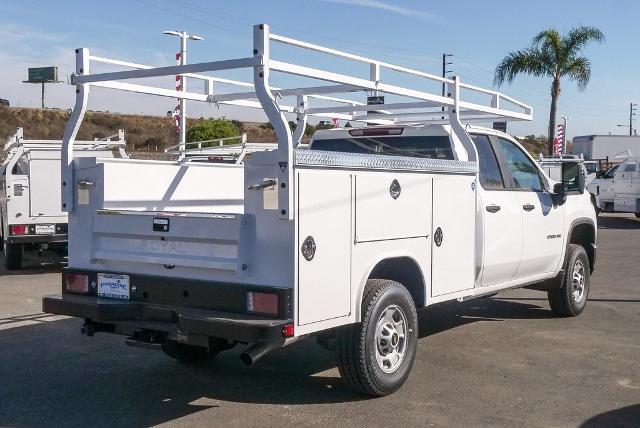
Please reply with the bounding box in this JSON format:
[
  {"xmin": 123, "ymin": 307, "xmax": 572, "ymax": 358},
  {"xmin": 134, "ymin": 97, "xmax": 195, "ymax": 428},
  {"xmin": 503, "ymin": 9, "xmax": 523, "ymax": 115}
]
[
  {"xmin": 572, "ymin": 259, "xmax": 586, "ymax": 303},
  {"xmin": 374, "ymin": 305, "xmax": 408, "ymax": 374}
]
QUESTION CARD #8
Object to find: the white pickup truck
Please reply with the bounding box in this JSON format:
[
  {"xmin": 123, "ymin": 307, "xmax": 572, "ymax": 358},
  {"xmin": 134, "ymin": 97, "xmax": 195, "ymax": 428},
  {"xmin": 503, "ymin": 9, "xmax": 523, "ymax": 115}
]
[
  {"xmin": 0, "ymin": 128, "xmax": 126, "ymax": 269},
  {"xmin": 43, "ymin": 24, "xmax": 597, "ymax": 396}
]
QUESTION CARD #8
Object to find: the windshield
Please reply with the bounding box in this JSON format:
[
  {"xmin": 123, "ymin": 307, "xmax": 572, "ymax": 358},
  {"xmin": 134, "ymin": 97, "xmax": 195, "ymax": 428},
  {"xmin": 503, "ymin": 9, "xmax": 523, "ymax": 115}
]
[
  {"xmin": 603, "ymin": 165, "xmax": 618, "ymax": 179},
  {"xmin": 309, "ymin": 136, "xmax": 454, "ymax": 159}
]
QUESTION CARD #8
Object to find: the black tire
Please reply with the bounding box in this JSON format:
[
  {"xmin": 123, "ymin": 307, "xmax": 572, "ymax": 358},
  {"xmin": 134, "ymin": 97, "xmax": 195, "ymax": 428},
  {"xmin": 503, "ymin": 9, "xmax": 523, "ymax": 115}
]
[
  {"xmin": 335, "ymin": 279, "xmax": 418, "ymax": 396},
  {"xmin": 3, "ymin": 240, "xmax": 23, "ymax": 270},
  {"xmin": 635, "ymin": 212, "xmax": 640, "ymax": 219},
  {"xmin": 548, "ymin": 244, "xmax": 590, "ymax": 317}
]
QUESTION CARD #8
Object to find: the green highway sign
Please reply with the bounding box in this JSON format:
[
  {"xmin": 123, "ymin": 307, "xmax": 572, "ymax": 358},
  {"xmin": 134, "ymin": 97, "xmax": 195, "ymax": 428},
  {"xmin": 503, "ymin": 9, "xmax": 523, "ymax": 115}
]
[{"xmin": 27, "ymin": 66, "xmax": 58, "ymax": 83}]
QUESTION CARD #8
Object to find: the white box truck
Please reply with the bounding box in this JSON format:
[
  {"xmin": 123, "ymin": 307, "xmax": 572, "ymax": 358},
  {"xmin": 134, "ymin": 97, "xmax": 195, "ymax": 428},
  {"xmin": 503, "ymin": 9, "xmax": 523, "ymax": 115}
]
[
  {"xmin": 43, "ymin": 25, "xmax": 597, "ymax": 396},
  {"xmin": 1, "ymin": 128, "xmax": 126, "ymax": 269}
]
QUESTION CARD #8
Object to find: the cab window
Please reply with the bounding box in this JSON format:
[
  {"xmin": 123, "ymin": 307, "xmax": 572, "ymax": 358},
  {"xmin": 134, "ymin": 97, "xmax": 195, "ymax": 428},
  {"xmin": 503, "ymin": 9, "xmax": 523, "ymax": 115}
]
[
  {"xmin": 310, "ymin": 136, "xmax": 454, "ymax": 159},
  {"xmin": 472, "ymin": 135, "xmax": 504, "ymax": 189},
  {"xmin": 495, "ymin": 138, "xmax": 544, "ymax": 191}
]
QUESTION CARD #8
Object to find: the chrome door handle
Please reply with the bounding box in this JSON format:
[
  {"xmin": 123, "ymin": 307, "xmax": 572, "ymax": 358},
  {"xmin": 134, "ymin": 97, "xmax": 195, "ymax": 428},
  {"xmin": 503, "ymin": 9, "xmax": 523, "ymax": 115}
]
[
  {"xmin": 486, "ymin": 205, "xmax": 501, "ymax": 213},
  {"xmin": 523, "ymin": 204, "xmax": 535, "ymax": 211}
]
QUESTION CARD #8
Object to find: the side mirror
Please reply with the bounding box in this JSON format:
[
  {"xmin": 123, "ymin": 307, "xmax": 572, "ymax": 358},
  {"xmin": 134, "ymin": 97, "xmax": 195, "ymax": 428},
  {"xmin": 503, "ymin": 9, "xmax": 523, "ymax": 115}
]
[
  {"xmin": 551, "ymin": 182, "xmax": 567, "ymax": 206},
  {"xmin": 561, "ymin": 162, "xmax": 585, "ymax": 194}
]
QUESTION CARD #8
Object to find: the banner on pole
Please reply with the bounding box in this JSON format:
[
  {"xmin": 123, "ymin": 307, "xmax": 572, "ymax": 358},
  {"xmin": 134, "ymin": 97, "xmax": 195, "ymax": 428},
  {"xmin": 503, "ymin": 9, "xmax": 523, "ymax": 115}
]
[{"xmin": 554, "ymin": 124, "xmax": 565, "ymax": 155}]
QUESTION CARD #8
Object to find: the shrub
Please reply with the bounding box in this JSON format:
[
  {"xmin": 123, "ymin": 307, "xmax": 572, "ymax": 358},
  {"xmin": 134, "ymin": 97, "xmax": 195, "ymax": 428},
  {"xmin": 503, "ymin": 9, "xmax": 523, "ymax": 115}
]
[{"xmin": 186, "ymin": 118, "xmax": 240, "ymax": 146}]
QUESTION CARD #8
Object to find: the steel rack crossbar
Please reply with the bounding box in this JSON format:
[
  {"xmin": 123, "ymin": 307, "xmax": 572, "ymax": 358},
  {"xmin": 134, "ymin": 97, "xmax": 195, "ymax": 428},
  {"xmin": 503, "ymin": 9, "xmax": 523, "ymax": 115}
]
[
  {"xmin": 61, "ymin": 23, "xmax": 533, "ymax": 219},
  {"xmin": 164, "ymin": 134, "xmax": 277, "ymax": 164},
  {"xmin": 5, "ymin": 128, "xmax": 127, "ymax": 156},
  {"xmin": 164, "ymin": 134, "xmax": 248, "ymax": 154}
]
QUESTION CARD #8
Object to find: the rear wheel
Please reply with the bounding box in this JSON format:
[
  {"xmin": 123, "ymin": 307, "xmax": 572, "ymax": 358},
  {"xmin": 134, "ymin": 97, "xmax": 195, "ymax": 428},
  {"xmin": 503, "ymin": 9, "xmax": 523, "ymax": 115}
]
[
  {"xmin": 335, "ymin": 279, "xmax": 418, "ymax": 396},
  {"xmin": 548, "ymin": 244, "xmax": 590, "ymax": 317},
  {"xmin": 3, "ymin": 240, "xmax": 23, "ymax": 270}
]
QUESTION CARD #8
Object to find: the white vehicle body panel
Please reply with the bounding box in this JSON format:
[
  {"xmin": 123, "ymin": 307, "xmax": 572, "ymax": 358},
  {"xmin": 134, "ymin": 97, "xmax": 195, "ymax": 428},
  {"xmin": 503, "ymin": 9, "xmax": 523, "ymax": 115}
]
[{"xmin": 49, "ymin": 24, "xmax": 596, "ymax": 346}]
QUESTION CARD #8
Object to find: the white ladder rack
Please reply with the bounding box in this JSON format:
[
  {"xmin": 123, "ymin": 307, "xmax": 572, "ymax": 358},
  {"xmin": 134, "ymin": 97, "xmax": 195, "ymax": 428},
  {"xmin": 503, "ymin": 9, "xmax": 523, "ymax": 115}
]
[{"xmin": 61, "ymin": 23, "xmax": 533, "ymax": 219}]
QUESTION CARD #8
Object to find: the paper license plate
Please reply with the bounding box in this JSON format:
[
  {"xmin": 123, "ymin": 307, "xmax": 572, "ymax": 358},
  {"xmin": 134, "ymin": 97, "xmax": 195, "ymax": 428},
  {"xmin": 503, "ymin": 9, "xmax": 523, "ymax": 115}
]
[
  {"xmin": 35, "ymin": 224, "xmax": 55, "ymax": 235},
  {"xmin": 97, "ymin": 273, "xmax": 130, "ymax": 300}
]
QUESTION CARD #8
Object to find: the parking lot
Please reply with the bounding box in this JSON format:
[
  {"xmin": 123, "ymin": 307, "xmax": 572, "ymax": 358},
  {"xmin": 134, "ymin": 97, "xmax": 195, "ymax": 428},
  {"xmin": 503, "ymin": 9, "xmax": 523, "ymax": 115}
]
[{"xmin": 0, "ymin": 214, "xmax": 637, "ymax": 427}]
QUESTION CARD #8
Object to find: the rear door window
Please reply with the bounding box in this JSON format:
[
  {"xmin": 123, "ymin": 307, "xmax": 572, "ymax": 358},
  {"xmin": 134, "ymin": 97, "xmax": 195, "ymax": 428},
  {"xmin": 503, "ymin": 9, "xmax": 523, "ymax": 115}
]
[
  {"xmin": 310, "ymin": 136, "xmax": 454, "ymax": 159},
  {"xmin": 472, "ymin": 135, "xmax": 504, "ymax": 189}
]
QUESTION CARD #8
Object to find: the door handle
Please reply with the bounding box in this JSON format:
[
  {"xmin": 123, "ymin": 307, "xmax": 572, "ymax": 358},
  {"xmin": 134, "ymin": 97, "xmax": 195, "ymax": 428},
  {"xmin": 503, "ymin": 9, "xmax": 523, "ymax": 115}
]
[
  {"xmin": 485, "ymin": 204, "xmax": 501, "ymax": 213},
  {"xmin": 523, "ymin": 203, "xmax": 535, "ymax": 211}
]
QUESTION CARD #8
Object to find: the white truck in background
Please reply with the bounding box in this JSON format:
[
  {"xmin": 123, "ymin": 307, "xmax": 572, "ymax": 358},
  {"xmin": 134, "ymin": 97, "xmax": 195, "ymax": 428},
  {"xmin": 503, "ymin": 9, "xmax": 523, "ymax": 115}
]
[
  {"xmin": 43, "ymin": 24, "xmax": 597, "ymax": 396},
  {"xmin": 0, "ymin": 128, "xmax": 127, "ymax": 269},
  {"xmin": 587, "ymin": 156, "xmax": 640, "ymax": 217}
]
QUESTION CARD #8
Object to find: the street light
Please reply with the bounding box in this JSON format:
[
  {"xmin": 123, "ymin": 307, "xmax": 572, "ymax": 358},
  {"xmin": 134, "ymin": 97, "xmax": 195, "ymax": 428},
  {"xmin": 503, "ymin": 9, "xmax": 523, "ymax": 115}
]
[
  {"xmin": 162, "ymin": 30, "xmax": 204, "ymax": 158},
  {"xmin": 617, "ymin": 124, "xmax": 636, "ymax": 135}
]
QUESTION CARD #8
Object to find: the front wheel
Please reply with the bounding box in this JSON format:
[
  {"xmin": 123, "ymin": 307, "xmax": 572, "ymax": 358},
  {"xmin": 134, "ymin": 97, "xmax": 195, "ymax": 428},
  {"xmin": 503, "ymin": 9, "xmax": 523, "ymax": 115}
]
[
  {"xmin": 3, "ymin": 240, "xmax": 23, "ymax": 270},
  {"xmin": 548, "ymin": 244, "xmax": 590, "ymax": 317},
  {"xmin": 335, "ymin": 279, "xmax": 418, "ymax": 396}
]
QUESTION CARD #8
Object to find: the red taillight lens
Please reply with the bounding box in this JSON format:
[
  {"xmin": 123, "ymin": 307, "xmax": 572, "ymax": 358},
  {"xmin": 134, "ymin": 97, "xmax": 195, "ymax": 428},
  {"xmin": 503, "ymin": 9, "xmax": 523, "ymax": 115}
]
[
  {"xmin": 246, "ymin": 291, "xmax": 279, "ymax": 316},
  {"xmin": 65, "ymin": 273, "xmax": 89, "ymax": 294},
  {"xmin": 10, "ymin": 225, "xmax": 27, "ymax": 235},
  {"xmin": 282, "ymin": 323, "xmax": 295, "ymax": 338}
]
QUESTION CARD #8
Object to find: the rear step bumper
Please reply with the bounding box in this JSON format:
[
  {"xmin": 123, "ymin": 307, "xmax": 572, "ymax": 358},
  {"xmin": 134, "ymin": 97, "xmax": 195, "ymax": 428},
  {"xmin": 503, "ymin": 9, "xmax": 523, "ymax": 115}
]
[{"xmin": 43, "ymin": 293, "xmax": 292, "ymax": 343}]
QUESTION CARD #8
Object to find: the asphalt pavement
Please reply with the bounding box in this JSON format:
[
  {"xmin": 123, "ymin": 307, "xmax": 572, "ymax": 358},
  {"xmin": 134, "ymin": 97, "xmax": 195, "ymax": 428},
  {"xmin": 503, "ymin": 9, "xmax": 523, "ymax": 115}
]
[{"xmin": 0, "ymin": 214, "xmax": 638, "ymax": 427}]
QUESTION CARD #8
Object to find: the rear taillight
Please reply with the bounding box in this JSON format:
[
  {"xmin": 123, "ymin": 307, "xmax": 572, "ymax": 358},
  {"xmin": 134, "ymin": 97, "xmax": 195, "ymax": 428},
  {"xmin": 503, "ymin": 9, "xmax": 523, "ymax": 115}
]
[
  {"xmin": 246, "ymin": 291, "xmax": 279, "ymax": 317},
  {"xmin": 65, "ymin": 273, "xmax": 89, "ymax": 294},
  {"xmin": 10, "ymin": 225, "xmax": 27, "ymax": 235},
  {"xmin": 282, "ymin": 323, "xmax": 295, "ymax": 338}
]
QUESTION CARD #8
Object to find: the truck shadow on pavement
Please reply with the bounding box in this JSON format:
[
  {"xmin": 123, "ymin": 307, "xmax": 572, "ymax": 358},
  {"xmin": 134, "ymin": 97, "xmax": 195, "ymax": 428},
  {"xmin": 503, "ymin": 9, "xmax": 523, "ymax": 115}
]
[
  {"xmin": 0, "ymin": 296, "xmax": 560, "ymax": 427},
  {"xmin": 596, "ymin": 215, "xmax": 640, "ymax": 230},
  {"xmin": 580, "ymin": 404, "xmax": 640, "ymax": 427},
  {"xmin": 0, "ymin": 249, "xmax": 66, "ymax": 275}
]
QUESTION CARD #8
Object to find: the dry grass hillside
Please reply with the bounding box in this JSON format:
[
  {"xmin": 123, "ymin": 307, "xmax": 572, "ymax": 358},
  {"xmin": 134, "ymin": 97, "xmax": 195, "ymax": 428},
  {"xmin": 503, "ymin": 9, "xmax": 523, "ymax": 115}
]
[
  {"xmin": 0, "ymin": 107, "xmax": 276, "ymax": 151},
  {"xmin": 1, "ymin": 106, "xmax": 545, "ymax": 155}
]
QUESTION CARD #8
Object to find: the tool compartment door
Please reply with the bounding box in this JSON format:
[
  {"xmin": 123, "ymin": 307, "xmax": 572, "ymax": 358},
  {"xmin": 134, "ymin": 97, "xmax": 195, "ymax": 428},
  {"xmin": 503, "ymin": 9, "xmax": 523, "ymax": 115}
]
[
  {"xmin": 29, "ymin": 154, "xmax": 63, "ymax": 217},
  {"xmin": 297, "ymin": 169, "xmax": 352, "ymax": 325},
  {"xmin": 431, "ymin": 175, "xmax": 477, "ymax": 297}
]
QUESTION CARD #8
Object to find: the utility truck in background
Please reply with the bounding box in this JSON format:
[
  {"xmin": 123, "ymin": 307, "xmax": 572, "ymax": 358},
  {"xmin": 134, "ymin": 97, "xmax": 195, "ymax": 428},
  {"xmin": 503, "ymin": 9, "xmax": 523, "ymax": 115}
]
[
  {"xmin": 43, "ymin": 24, "xmax": 597, "ymax": 396},
  {"xmin": 587, "ymin": 155, "xmax": 640, "ymax": 217},
  {"xmin": 1, "ymin": 129, "xmax": 127, "ymax": 269}
]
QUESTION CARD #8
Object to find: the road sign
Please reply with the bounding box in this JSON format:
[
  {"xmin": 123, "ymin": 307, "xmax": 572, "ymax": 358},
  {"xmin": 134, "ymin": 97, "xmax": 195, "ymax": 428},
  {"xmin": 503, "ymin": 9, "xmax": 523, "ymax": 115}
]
[{"xmin": 27, "ymin": 67, "xmax": 58, "ymax": 83}]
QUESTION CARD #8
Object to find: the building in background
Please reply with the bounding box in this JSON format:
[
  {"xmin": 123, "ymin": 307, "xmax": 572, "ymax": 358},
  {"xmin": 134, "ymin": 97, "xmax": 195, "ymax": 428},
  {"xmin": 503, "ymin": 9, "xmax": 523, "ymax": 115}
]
[{"xmin": 571, "ymin": 134, "xmax": 639, "ymax": 161}]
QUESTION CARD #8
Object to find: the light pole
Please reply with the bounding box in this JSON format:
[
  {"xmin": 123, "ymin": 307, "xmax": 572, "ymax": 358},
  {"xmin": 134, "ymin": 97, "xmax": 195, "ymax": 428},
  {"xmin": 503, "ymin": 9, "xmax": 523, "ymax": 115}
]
[
  {"xmin": 561, "ymin": 115, "xmax": 568, "ymax": 153},
  {"xmin": 162, "ymin": 30, "xmax": 203, "ymax": 158}
]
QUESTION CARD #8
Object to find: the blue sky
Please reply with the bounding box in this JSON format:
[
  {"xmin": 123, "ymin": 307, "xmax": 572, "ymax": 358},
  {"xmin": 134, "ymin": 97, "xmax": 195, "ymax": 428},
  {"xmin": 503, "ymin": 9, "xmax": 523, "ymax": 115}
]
[{"xmin": 0, "ymin": 0, "xmax": 636, "ymax": 138}]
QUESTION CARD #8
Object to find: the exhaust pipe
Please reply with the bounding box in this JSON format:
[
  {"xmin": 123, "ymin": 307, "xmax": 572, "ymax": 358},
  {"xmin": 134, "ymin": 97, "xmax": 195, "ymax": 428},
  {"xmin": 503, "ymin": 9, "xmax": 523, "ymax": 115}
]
[{"xmin": 240, "ymin": 341, "xmax": 280, "ymax": 366}]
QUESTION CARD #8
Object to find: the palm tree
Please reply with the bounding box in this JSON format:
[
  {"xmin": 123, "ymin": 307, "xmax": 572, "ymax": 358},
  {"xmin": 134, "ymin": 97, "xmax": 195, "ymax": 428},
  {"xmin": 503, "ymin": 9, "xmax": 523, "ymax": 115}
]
[{"xmin": 494, "ymin": 26, "xmax": 604, "ymax": 154}]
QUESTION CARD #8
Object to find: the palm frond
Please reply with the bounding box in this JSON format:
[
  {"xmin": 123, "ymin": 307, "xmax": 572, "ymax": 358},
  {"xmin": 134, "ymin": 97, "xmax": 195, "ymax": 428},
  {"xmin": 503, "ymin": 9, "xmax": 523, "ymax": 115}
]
[
  {"xmin": 562, "ymin": 26, "xmax": 605, "ymax": 59},
  {"xmin": 494, "ymin": 48, "xmax": 552, "ymax": 86},
  {"xmin": 563, "ymin": 56, "xmax": 591, "ymax": 91},
  {"xmin": 533, "ymin": 28, "xmax": 562, "ymax": 64}
]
